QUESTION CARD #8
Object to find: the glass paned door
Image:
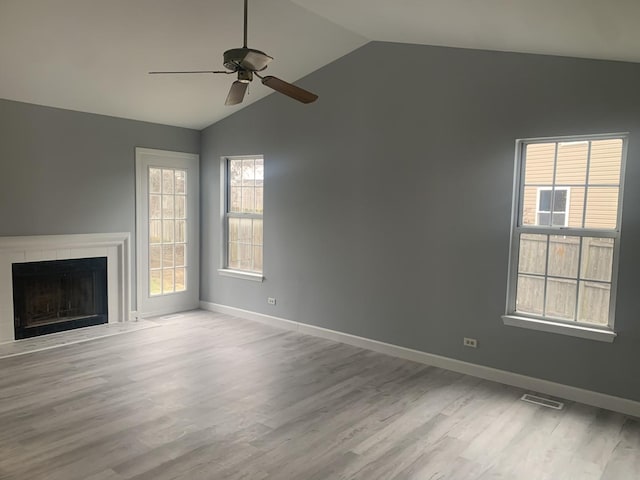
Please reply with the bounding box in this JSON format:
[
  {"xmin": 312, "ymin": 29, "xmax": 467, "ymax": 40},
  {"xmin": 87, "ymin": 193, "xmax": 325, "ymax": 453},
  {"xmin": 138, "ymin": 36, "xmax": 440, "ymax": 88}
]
[
  {"xmin": 148, "ymin": 167, "xmax": 188, "ymax": 296},
  {"xmin": 136, "ymin": 149, "xmax": 199, "ymax": 318}
]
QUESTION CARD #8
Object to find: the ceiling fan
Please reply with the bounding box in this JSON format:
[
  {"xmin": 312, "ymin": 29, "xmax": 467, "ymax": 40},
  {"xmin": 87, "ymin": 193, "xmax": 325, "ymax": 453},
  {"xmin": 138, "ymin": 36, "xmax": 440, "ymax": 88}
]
[{"xmin": 149, "ymin": 0, "xmax": 318, "ymax": 106}]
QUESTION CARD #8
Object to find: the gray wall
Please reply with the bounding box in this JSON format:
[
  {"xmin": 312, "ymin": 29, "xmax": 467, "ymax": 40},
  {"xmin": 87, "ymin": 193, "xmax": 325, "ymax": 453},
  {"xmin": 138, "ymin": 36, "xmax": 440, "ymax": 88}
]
[
  {"xmin": 201, "ymin": 41, "xmax": 640, "ymax": 401},
  {"xmin": 0, "ymin": 99, "xmax": 200, "ymax": 308}
]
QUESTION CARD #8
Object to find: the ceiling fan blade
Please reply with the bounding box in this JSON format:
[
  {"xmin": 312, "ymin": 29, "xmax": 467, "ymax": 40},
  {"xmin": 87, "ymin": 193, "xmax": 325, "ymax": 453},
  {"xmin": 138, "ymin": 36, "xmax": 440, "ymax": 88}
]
[
  {"xmin": 261, "ymin": 76, "xmax": 318, "ymax": 104},
  {"xmin": 149, "ymin": 70, "xmax": 230, "ymax": 75},
  {"xmin": 225, "ymin": 81, "xmax": 248, "ymax": 106}
]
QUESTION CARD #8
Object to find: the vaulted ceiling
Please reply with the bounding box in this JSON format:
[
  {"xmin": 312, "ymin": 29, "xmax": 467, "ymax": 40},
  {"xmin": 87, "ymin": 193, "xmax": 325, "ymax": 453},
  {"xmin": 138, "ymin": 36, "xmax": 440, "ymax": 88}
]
[{"xmin": 2, "ymin": 0, "xmax": 638, "ymax": 129}]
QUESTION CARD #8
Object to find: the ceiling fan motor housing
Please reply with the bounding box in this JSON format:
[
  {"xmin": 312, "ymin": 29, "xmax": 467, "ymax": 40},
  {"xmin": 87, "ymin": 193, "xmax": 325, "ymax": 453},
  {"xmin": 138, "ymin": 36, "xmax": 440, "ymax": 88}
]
[{"xmin": 223, "ymin": 47, "xmax": 273, "ymax": 72}]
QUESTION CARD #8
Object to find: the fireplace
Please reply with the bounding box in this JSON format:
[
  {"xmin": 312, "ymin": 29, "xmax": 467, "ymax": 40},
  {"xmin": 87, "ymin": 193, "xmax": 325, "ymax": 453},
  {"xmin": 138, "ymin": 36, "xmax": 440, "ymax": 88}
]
[
  {"xmin": 12, "ymin": 257, "xmax": 108, "ymax": 339},
  {"xmin": 0, "ymin": 233, "xmax": 130, "ymax": 343}
]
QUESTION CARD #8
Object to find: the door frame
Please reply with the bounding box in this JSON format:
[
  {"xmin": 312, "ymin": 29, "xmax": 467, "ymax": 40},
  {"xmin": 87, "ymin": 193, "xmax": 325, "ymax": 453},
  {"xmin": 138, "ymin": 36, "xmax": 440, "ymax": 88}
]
[{"xmin": 135, "ymin": 147, "xmax": 199, "ymax": 318}]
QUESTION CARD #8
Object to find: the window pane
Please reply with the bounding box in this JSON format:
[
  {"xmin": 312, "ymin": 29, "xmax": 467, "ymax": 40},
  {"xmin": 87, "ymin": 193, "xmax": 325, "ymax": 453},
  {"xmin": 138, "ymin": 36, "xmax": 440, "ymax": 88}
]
[
  {"xmin": 242, "ymin": 187, "xmax": 255, "ymax": 213},
  {"xmin": 149, "ymin": 220, "xmax": 162, "ymax": 244},
  {"xmin": 556, "ymin": 141, "xmax": 588, "ymax": 185},
  {"xmin": 255, "ymin": 187, "xmax": 264, "ymax": 214},
  {"xmin": 149, "ymin": 195, "xmax": 161, "ymax": 219},
  {"xmin": 162, "ymin": 169, "xmax": 174, "ymax": 194},
  {"xmin": 518, "ymin": 234, "xmax": 547, "ymax": 275},
  {"xmin": 524, "ymin": 143, "xmax": 555, "ymax": 185},
  {"xmin": 162, "ymin": 220, "xmax": 174, "ymax": 243},
  {"xmin": 175, "ymin": 244, "xmax": 186, "ymax": 267},
  {"xmin": 589, "ymin": 139, "xmax": 622, "ymax": 185},
  {"xmin": 242, "ymin": 159, "xmax": 255, "ymax": 186},
  {"xmin": 238, "ymin": 243, "xmax": 252, "ymax": 270},
  {"xmin": 255, "ymin": 158, "xmax": 264, "ymax": 187},
  {"xmin": 566, "ymin": 187, "xmax": 585, "ymax": 228},
  {"xmin": 230, "ymin": 160, "xmax": 242, "ymax": 186},
  {"xmin": 228, "ymin": 241, "xmax": 240, "ymax": 269},
  {"xmin": 150, "ymin": 245, "xmax": 162, "ymax": 269},
  {"xmin": 162, "ymin": 195, "xmax": 174, "ymax": 219},
  {"xmin": 537, "ymin": 212, "xmax": 551, "ymax": 226},
  {"xmin": 230, "ymin": 186, "xmax": 242, "ymax": 213},
  {"xmin": 239, "ymin": 218, "xmax": 252, "ymax": 242},
  {"xmin": 175, "ymin": 220, "xmax": 186, "ymax": 243},
  {"xmin": 175, "ymin": 195, "xmax": 186, "ymax": 219},
  {"xmin": 545, "ymin": 278, "xmax": 577, "ymax": 320},
  {"xmin": 163, "ymin": 269, "xmax": 174, "ymax": 293},
  {"xmin": 516, "ymin": 274, "xmax": 544, "ymax": 315},
  {"xmin": 553, "ymin": 190, "xmax": 567, "ymax": 212},
  {"xmin": 548, "ymin": 235, "xmax": 579, "ymax": 278},
  {"xmin": 522, "ymin": 186, "xmax": 540, "ymax": 226},
  {"xmin": 228, "ymin": 217, "xmax": 239, "ymax": 242},
  {"xmin": 253, "ymin": 246, "xmax": 263, "ymax": 272},
  {"xmin": 150, "ymin": 270, "xmax": 162, "ymax": 296},
  {"xmin": 580, "ymin": 237, "xmax": 614, "ymax": 282},
  {"xmin": 584, "ymin": 187, "xmax": 619, "ymax": 229},
  {"xmin": 175, "ymin": 170, "xmax": 187, "ymax": 194},
  {"xmin": 577, "ymin": 281, "xmax": 610, "ymax": 325},
  {"xmin": 253, "ymin": 219, "xmax": 263, "ymax": 246},
  {"xmin": 149, "ymin": 168, "xmax": 162, "ymax": 194},
  {"xmin": 175, "ymin": 268, "xmax": 186, "ymax": 292},
  {"xmin": 551, "ymin": 212, "xmax": 566, "ymax": 227},
  {"xmin": 162, "ymin": 244, "xmax": 174, "ymax": 268},
  {"xmin": 539, "ymin": 190, "xmax": 552, "ymax": 211}
]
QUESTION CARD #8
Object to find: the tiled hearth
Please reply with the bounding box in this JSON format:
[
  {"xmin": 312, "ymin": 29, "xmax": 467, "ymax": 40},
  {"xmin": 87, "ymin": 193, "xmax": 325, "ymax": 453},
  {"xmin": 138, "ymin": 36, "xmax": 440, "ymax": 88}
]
[{"xmin": 0, "ymin": 233, "xmax": 131, "ymax": 343}]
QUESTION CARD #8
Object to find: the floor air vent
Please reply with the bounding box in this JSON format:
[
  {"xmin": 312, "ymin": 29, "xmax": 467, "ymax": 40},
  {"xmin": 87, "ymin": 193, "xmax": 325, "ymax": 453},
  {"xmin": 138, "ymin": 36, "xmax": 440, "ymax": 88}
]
[{"xmin": 520, "ymin": 393, "xmax": 564, "ymax": 410}]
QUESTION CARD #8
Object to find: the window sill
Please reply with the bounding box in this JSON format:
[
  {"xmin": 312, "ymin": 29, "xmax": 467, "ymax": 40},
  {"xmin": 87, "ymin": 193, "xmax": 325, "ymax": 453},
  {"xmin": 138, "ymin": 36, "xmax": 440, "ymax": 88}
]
[
  {"xmin": 502, "ymin": 315, "xmax": 616, "ymax": 343},
  {"xmin": 217, "ymin": 269, "xmax": 264, "ymax": 282}
]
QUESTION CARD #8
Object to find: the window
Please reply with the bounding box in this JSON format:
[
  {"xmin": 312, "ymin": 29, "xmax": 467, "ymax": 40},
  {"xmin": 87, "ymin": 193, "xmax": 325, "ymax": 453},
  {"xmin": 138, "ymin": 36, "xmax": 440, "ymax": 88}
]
[
  {"xmin": 536, "ymin": 187, "xmax": 569, "ymax": 226},
  {"xmin": 505, "ymin": 135, "xmax": 626, "ymax": 340},
  {"xmin": 148, "ymin": 167, "xmax": 188, "ymax": 295},
  {"xmin": 222, "ymin": 156, "xmax": 264, "ymax": 276}
]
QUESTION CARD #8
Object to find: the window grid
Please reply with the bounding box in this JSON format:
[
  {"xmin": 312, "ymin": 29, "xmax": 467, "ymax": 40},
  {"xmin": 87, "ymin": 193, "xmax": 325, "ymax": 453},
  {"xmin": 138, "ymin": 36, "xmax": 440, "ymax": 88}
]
[
  {"xmin": 149, "ymin": 167, "xmax": 187, "ymax": 296},
  {"xmin": 509, "ymin": 134, "xmax": 626, "ymax": 328},
  {"xmin": 225, "ymin": 157, "xmax": 264, "ymax": 274}
]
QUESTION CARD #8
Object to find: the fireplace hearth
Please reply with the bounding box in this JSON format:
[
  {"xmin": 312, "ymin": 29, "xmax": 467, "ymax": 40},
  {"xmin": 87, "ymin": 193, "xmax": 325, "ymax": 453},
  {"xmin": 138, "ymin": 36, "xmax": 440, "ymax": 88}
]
[{"xmin": 12, "ymin": 257, "xmax": 108, "ymax": 339}]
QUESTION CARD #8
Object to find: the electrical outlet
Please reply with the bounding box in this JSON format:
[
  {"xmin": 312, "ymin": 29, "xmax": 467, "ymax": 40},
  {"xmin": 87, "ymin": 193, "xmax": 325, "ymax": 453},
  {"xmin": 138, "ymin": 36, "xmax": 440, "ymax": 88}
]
[
  {"xmin": 267, "ymin": 297, "xmax": 276, "ymax": 305},
  {"xmin": 463, "ymin": 337, "xmax": 478, "ymax": 348}
]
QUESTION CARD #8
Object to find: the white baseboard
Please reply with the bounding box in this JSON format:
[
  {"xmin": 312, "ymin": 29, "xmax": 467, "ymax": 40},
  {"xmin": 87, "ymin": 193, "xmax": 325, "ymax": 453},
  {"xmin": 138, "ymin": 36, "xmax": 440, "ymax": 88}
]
[{"xmin": 199, "ymin": 301, "xmax": 640, "ymax": 418}]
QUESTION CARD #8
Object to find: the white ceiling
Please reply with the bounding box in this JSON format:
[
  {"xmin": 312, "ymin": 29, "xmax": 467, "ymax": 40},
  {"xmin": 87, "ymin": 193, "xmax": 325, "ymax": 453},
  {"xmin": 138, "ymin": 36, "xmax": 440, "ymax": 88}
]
[{"xmin": 1, "ymin": 0, "xmax": 639, "ymax": 130}]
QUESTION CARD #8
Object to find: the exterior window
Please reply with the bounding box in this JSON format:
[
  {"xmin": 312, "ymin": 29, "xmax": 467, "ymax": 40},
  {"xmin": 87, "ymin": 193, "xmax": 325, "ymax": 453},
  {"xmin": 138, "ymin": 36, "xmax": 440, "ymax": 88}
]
[
  {"xmin": 506, "ymin": 135, "xmax": 626, "ymax": 329},
  {"xmin": 224, "ymin": 156, "xmax": 264, "ymax": 273},
  {"xmin": 536, "ymin": 187, "xmax": 569, "ymax": 226}
]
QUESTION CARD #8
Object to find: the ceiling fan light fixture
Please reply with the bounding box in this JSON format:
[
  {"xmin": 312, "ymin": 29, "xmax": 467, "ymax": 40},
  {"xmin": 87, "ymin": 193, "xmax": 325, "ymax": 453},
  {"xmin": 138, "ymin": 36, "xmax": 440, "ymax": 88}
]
[{"xmin": 237, "ymin": 70, "xmax": 253, "ymax": 83}]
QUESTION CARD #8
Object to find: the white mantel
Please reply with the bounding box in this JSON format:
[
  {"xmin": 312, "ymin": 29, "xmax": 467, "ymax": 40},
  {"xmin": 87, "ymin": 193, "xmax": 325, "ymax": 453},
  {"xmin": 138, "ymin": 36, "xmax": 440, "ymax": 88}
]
[{"xmin": 0, "ymin": 233, "xmax": 131, "ymax": 343}]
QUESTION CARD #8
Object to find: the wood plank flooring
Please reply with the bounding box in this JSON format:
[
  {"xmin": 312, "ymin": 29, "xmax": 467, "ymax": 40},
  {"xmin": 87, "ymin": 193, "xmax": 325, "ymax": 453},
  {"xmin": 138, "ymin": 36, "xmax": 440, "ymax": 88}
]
[{"xmin": 0, "ymin": 309, "xmax": 638, "ymax": 479}]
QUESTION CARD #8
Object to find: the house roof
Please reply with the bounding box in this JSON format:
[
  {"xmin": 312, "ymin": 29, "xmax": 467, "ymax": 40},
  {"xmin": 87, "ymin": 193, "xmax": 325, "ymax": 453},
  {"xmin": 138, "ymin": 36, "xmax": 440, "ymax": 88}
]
[{"xmin": 1, "ymin": 0, "xmax": 638, "ymax": 130}]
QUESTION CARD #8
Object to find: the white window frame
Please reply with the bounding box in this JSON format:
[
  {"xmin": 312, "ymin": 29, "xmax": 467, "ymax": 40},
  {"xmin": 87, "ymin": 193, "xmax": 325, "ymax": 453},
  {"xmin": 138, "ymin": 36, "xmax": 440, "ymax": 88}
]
[
  {"xmin": 217, "ymin": 155, "xmax": 264, "ymax": 282},
  {"xmin": 535, "ymin": 186, "xmax": 570, "ymax": 227},
  {"xmin": 503, "ymin": 133, "xmax": 628, "ymax": 343}
]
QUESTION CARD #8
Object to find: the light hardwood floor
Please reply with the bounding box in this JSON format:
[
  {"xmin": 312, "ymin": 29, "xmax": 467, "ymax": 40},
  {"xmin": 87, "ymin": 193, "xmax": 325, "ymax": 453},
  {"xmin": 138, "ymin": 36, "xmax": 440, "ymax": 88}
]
[{"xmin": 0, "ymin": 310, "xmax": 638, "ymax": 479}]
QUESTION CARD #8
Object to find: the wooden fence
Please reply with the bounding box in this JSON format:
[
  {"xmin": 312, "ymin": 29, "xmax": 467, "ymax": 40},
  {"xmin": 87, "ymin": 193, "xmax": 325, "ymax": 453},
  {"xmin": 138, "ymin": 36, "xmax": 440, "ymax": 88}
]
[{"xmin": 517, "ymin": 235, "xmax": 612, "ymax": 325}]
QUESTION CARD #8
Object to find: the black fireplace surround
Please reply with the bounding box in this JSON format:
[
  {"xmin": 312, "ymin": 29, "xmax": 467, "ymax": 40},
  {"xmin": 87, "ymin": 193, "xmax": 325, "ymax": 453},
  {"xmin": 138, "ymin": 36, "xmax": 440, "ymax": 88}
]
[{"xmin": 12, "ymin": 257, "xmax": 108, "ymax": 339}]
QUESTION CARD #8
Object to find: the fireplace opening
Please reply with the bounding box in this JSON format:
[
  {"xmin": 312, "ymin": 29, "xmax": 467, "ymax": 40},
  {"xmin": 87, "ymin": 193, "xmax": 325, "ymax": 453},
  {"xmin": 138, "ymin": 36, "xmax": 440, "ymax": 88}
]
[{"xmin": 12, "ymin": 257, "xmax": 108, "ymax": 339}]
